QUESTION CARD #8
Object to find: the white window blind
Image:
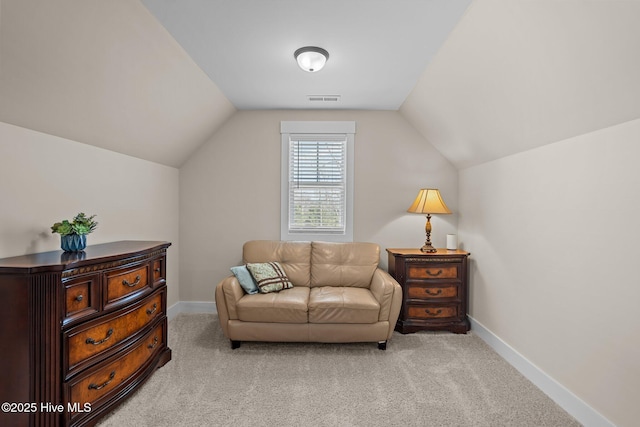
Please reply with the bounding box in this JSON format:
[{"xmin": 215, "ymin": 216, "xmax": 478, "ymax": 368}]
[
  {"xmin": 280, "ymin": 121, "xmax": 355, "ymax": 242},
  {"xmin": 288, "ymin": 135, "xmax": 347, "ymax": 234}
]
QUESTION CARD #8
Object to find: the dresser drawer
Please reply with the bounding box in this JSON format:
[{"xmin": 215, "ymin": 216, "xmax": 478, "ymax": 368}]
[
  {"xmin": 104, "ymin": 263, "xmax": 150, "ymax": 308},
  {"xmin": 66, "ymin": 322, "xmax": 165, "ymax": 424},
  {"xmin": 63, "ymin": 274, "xmax": 100, "ymax": 326},
  {"xmin": 65, "ymin": 291, "xmax": 163, "ymax": 373},
  {"xmin": 407, "ymin": 284, "xmax": 458, "ymax": 300},
  {"xmin": 152, "ymin": 256, "xmax": 166, "ymax": 286},
  {"xmin": 407, "ymin": 304, "xmax": 458, "ymax": 319},
  {"xmin": 407, "ymin": 264, "xmax": 458, "ymax": 280}
]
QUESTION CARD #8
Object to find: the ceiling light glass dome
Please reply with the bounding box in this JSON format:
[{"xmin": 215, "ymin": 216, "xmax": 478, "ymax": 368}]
[{"xmin": 294, "ymin": 47, "xmax": 329, "ymax": 72}]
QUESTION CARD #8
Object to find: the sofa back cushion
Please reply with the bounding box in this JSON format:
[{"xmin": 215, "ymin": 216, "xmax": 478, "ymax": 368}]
[
  {"xmin": 310, "ymin": 242, "xmax": 379, "ymax": 288},
  {"xmin": 243, "ymin": 240, "xmax": 311, "ymax": 287}
]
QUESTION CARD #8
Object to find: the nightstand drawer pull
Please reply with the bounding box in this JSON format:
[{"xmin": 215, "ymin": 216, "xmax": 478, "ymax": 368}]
[
  {"xmin": 75, "ymin": 294, "xmax": 84, "ymax": 302},
  {"xmin": 88, "ymin": 371, "xmax": 116, "ymax": 391},
  {"xmin": 122, "ymin": 275, "xmax": 141, "ymax": 287},
  {"xmin": 426, "ymin": 269, "xmax": 443, "ymax": 277},
  {"xmin": 146, "ymin": 303, "xmax": 158, "ymax": 315},
  {"xmin": 85, "ymin": 328, "xmax": 113, "ymax": 345},
  {"xmin": 148, "ymin": 336, "xmax": 159, "ymax": 349},
  {"xmin": 425, "ymin": 289, "xmax": 442, "ymax": 296},
  {"xmin": 425, "ymin": 308, "xmax": 442, "ymax": 316}
]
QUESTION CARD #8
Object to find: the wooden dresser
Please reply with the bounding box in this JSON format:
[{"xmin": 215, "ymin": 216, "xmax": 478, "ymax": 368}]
[
  {"xmin": 0, "ymin": 241, "xmax": 171, "ymax": 427},
  {"xmin": 387, "ymin": 248, "xmax": 470, "ymax": 334}
]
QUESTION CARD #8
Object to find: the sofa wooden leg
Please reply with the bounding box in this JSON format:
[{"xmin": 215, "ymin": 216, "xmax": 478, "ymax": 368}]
[
  {"xmin": 377, "ymin": 341, "xmax": 387, "ymax": 350},
  {"xmin": 230, "ymin": 340, "xmax": 241, "ymax": 349}
]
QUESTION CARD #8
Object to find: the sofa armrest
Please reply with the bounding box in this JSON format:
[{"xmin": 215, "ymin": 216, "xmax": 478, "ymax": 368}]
[
  {"xmin": 370, "ymin": 268, "xmax": 403, "ymax": 324},
  {"xmin": 214, "ymin": 276, "xmax": 245, "ymax": 339}
]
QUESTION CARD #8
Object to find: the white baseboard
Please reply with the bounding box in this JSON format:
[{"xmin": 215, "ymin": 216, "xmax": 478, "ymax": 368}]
[
  {"xmin": 469, "ymin": 316, "xmax": 616, "ymax": 427},
  {"xmin": 167, "ymin": 301, "xmax": 217, "ymax": 321}
]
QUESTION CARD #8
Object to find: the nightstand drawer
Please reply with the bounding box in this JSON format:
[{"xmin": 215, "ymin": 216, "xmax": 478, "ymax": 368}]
[
  {"xmin": 408, "ymin": 284, "xmax": 458, "ymax": 299},
  {"xmin": 407, "ymin": 264, "xmax": 458, "ymax": 280},
  {"xmin": 407, "ymin": 305, "xmax": 458, "ymax": 319}
]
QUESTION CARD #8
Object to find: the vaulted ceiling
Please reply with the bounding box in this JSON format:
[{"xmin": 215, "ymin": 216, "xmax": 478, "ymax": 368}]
[
  {"xmin": 1, "ymin": 0, "xmax": 639, "ymax": 169},
  {"xmin": 0, "ymin": 0, "xmax": 235, "ymax": 167},
  {"xmin": 141, "ymin": 0, "xmax": 471, "ymax": 110},
  {"xmin": 402, "ymin": 0, "xmax": 640, "ymax": 168}
]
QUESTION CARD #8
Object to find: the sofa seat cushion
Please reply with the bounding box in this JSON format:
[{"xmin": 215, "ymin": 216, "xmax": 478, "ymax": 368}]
[
  {"xmin": 236, "ymin": 287, "xmax": 309, "ymax": 323},
  {"xmin": 308, "ymin": 287, "xmax": 380, "ymax": 324}
]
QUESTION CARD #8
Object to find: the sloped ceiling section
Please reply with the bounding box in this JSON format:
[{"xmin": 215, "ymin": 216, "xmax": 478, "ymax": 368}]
[
  {"xmin": 401, "ymin": 0, "xmax": 640, "ymax": 169},
  {"xmin": 0, "ymin": 0, "xmax": 235, "ymax": 167}
]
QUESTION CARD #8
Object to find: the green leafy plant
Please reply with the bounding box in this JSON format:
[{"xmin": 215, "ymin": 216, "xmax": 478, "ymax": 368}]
[{"xmin": 51, "ymin": 213, "xmax": 98, "ymax": 236}]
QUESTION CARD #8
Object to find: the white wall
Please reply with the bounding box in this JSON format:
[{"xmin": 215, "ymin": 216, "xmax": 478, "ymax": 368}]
[
  {"xmin": 179, "ymin": 110, "xmax": 458, "ymax": 301},
  {"xmin": 458, "ymin": 119, "xmax": 640, "ymax": 427},
  {"xmin": 0, "ymin": 122, "xmax": 180, "ymax": 307}
]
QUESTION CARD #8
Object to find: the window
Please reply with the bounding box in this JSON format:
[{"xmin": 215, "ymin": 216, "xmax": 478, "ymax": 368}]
[
  {"xmin": 289, "ymin": 137, "xmax": 346, "ymax": 233},
  {"xmin": 281, "ymin": 121, "xmax": 355, "ymax": 242}
]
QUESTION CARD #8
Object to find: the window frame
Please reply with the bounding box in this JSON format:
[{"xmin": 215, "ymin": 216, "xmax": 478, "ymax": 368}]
[{"xmin": 280, "ymin": 121, "xmax": 355, "ymax": 242}]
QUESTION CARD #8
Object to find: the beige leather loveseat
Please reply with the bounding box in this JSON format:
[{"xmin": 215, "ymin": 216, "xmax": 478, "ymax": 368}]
[{"xmin": 215, "ymin": 240, "xmax": 402, "ymax": 350}]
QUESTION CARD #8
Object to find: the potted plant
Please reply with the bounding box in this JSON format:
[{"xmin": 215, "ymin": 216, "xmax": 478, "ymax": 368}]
[{"xmin": 51, "ymin": 213, "xmax": 98, "ymax": 252}]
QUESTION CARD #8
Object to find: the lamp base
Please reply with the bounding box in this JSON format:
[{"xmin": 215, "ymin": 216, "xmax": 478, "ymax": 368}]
[
  {"xmin": 419, "ymin": 214, "xmax": 437, "ymax": 253},
  {"xmin": 420, "ymin": 243, "xmax": 437, "ymax": 253}
]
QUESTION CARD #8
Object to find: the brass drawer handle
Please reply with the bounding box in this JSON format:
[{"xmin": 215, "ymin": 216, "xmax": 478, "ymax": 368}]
[
  {"xmin": 148, "ymin": 336, "xmax": 159, "ymax": 349},
  {"xmin": 425, "ymin": 289, "xmax": 442, "ymax": 296},
  {"xmin": 85, "ymin": 328, "xmax": 113, "ymax": 345},
  {"xmin": 122, "ymin": 275, "xmax": 141, "ymax": 287},
  {"xmin": 426, "ymin": 269, "xmax": 443, "ymax": 277},
  {"xmin": 88, "ymin": 371, "xmax": 116, "ymax": 390},
  {"xmin": 146, "ymin": 303, "xmax": 158, "ymax": 316},
  {"xmin": 75, "ymin": 294, "xmax": 84, "ymax": 302},
  {"xmin": 424, "ymin": 308, "xmax": 442, "ymax": 316}
]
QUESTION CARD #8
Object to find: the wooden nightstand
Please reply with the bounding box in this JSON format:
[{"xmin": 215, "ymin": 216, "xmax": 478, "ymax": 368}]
[{"xmin": 387, "ymin": 248, "xmax": 470, "ymax": 334}]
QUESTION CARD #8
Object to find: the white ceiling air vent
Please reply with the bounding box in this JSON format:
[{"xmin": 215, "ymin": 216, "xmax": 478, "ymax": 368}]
[{"xmin": 307, "ymin": 95, "xmax": 341, "ymax": 102}]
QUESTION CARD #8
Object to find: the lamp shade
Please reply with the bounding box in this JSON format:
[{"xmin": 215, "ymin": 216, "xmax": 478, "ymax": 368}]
[
  {"xmin": 294, "ymin": 46, "xmax": 329, "ymax": 72},
  {"xmin": 407, "ymin": 188, "xmax": 451, "ymax": 214}
]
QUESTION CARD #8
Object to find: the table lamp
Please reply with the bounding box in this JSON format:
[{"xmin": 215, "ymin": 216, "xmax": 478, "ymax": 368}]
[{"xmin": 407, "ymin": 188, "xmax": 451, "ymax": 253}]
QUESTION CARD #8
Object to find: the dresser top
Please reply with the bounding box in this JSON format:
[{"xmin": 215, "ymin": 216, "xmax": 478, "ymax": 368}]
[
  {"xmin": 386, "ymin": 248, "xmax": 469, "ymax": 257},
  {"xmin": 0, "ymin": 240, "xmax": 171, "ymax": 273}
]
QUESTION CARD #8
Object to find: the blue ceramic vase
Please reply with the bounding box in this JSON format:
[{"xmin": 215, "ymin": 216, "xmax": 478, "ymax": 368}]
[{"xmin": 61, "ymin": 234, "xmax": 87, "ymax": 252}]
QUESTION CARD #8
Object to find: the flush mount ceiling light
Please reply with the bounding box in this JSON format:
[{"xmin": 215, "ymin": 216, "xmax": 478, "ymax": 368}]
[{"xmin": 294, "ymin": 46, "xmax": 329, "ymax": 72}]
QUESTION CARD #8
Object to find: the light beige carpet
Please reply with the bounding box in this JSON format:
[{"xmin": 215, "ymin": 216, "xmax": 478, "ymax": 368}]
[{"xmin": 97, "ymin": 314, "xmax": 581, "ymax": 427}]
